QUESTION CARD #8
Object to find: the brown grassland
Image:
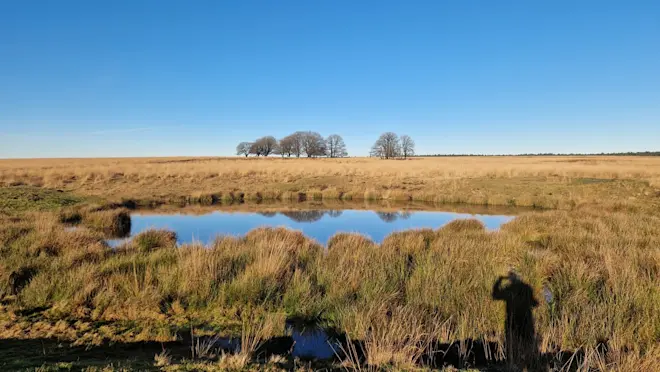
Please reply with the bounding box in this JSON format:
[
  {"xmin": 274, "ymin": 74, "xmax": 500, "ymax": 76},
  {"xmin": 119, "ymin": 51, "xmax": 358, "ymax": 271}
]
[
  {"xmin": 2, "ymin": 156, "xmax": 660, "ymax": 208},
  {"xmin": 0, "ymin": 156, "xmax": 659, "ymax": 371}
]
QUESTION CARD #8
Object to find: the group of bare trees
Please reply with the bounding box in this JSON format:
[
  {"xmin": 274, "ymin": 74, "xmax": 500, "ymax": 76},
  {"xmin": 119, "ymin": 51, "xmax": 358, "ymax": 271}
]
[
  {"xmin": 236, "ymin": 132, "xmax": 348, "ymax": 158},
  {"xmin": 370, "ymin": 132, "xmax": 415, "ymax": 159},
  {"xmin": 237, "ymin": 132, "xmax": 414, "ymax": 159}
]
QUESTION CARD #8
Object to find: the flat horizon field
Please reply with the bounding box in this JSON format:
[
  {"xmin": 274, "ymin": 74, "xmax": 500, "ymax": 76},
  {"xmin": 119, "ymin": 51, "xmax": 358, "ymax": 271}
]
[{"xmin": 2, "ymin": 155, "xmax": 659, "ymax": 208}]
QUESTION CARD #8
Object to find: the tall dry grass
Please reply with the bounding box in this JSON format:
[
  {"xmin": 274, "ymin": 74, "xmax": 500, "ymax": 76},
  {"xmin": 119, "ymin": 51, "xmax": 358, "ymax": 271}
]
[
  {"xmin": 2, "ymin": 156, "xmax": 660, "ymax": 183},
  {"xmin": 1, "ymin": 205, "xmax": 659, "ymax": 369}
]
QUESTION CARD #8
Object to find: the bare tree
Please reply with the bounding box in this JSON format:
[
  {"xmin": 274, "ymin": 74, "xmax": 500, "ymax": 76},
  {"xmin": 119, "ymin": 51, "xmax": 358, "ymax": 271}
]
[
  {"xmin": 301, "ymin": 131, "xmax": 327, "ymax": 157},
  {"xmin": 326, "ymin": 134, "xmax": 348, "ymax": 158},
  {"xmin": 236, "ymin": 142, "xmax": 252, "ymax": 157},
  {"xmin": 249, "ymin": 142, "xmax": 261, "ymax": 156},
  {"xmin": 400, "ymin": 135, "xmax": 415, "ymax": 159},
  {"xmin": 370, "ymin": 143, "xmax": 382, "ymax": 158},
  {"xmin": 372, "ymin": 132, "xmax": 401, "ymax": 159},
  {"xmin": 270, "ymin": 141, "xmax": 281, "ymax": 156},
  {"xmin": 279, "ymin": 136, "xmax": 295, "ymax": 157},
  {"xmin": 292, "ymin": 132, "xmax": 305, "ymax": 157},
  {"xmin": 251, "ymin": 136, "xmax": 278, "ymax": 157}
]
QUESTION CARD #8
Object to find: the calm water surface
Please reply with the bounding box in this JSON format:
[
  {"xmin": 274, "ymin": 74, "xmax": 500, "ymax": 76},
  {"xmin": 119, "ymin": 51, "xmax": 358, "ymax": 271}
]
[
  {"xmin": 212, "ymin": 321, "xmax": 337, "ymax": 360},
  {"xmin": 109, "ymin": 206, "xmax": 516, "ymax": 246}
]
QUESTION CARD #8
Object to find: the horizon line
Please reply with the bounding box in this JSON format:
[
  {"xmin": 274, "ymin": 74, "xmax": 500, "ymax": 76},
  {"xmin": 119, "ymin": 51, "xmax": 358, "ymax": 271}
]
[{"xmin": 1, "ymin": 151, "xmax": 659, "ymax": 161}]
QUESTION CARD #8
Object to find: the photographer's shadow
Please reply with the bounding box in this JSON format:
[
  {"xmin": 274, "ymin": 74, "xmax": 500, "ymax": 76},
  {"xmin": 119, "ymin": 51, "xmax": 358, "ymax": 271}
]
[{"xmin": 492, "ymin": 271, "xmax": 542, "ymax": 370}]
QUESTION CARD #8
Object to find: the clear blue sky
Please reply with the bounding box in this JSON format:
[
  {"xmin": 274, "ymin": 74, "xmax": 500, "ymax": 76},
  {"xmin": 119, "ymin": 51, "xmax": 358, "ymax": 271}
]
[{"xmin": 1, "ymin": 1, "xmax": 659, "ymax": 158}]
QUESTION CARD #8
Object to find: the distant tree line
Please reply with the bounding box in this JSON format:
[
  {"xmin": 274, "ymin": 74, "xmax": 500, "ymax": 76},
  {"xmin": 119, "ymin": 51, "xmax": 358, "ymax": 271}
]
[
  {"xmin": 419, "ymin": 151, "xmax": 660, "ymax": 157},
  {"xmin": 237, "ymin": 132, "xmax": 420, "ymax": 159},
  {"xmin": 236, "ymin": 132, "xmax": 348, "ymax": 158},
  {"xmin": 238, "ymin": 133, "xmax": 654, "ymax": 158}
]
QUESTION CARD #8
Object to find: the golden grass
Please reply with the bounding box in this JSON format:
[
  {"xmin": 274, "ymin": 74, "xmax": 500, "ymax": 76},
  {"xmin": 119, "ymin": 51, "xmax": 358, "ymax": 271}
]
[
  {"xmin": 1, "ymin": 155, "xmax": 660, "ymax": 369},
  {"xmin": 1, "ymin": 207, "xmax": 660, "ymax": 369},
  {"xmin": 2, "ymin": 156, "xmax": 659, "ymax": 209}
]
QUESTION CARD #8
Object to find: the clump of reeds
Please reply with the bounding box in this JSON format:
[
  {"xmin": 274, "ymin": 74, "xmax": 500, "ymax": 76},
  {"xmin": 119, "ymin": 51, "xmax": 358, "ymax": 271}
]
[
  {"xmin": 81, "ymin": 208, "xmax": 131, "ymax": 237},
  {"xmin": 336, "ymin": 302, "xmax": 441, "ymax": 369},
  {"xmin": 439, "ymin": 218, "xmax": 486, "ymax": 234},
  {"xmin": 58, "ymin": 208, "xmax": 82, "ymax": 224},
  {"xmin": 130, "ymin": 229, "xmax": 177, "ymax": 252}
]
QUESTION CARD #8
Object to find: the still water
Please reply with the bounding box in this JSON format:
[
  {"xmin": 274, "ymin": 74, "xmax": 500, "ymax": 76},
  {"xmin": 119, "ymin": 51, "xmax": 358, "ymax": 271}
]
[
  {"xmin": 109, "ymin": 205, "xmax": 516, "ymax": 246},
  {"xmin": 214, "ymin": 321, "xmax": 337, "ymax": 360}
]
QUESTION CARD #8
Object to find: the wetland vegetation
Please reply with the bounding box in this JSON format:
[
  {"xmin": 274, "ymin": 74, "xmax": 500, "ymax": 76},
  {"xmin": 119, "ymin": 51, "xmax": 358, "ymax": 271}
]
[{"xmin": 0, "ymin": 156, "xmax": 659, "ymax": 371}]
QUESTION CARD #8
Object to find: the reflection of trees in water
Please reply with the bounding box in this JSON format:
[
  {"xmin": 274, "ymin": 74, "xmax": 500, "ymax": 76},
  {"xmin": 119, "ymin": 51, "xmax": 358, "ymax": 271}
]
[
  {"xmin": 376, "ymin": 211, "xmax": 414, "ymax": 222},
  {"xmin": 259, "ymin": 210, "xmax": 341, "ymax": 222},
  {"xmin": 262, "ymin": 209, "xmax": 412, "ymax": 222},
  {"xmin": 257, "ymin": 212, "xmax": 277, "ymax": 218},
  {"xmin": 280, "ymin": 210, "xmax": 326, "ymax": 223},
  {"xmin": 327, "ymin": 210, "xmax": 343, "ymax": 218},
  {"xmin": 376, "ymin": 212, "xmax": 399, "ymax": 222}
]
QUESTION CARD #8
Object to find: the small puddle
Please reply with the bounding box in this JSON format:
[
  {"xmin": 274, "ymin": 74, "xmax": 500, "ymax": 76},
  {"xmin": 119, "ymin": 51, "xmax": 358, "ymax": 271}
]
[
  {"xmin": 107, "ymin": 202, "xmax": 521, "ymax": 247},
  {"xmin": 205, "ymin": 321, "xmax": 337, "ymax": 360},
  {"xmin": 288, "ymin": 322, "xmax": 336, "ymax": 360}
]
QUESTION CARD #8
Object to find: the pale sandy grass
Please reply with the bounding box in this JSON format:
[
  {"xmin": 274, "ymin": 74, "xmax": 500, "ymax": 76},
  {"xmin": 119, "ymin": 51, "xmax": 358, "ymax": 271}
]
[
  {"xmin": 2, "ymin": 156, "xmax": 660, "ymax": 185},
  {"xmin": 1, "ymin": 157, "xmax": 659, "ymax": 209}
]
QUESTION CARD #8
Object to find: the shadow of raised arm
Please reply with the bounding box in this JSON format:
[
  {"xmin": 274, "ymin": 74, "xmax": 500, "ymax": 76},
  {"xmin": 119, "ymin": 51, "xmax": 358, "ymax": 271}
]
[{"xmin": 491, "ymin": 275, "xmax": 507, "ymax": 300}]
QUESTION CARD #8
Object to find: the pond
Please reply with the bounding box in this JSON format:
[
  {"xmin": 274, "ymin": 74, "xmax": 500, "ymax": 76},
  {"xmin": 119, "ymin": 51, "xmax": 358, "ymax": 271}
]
[{"xmin": 108, "ymin": 202, "xmax": 519, "ymax": 246}]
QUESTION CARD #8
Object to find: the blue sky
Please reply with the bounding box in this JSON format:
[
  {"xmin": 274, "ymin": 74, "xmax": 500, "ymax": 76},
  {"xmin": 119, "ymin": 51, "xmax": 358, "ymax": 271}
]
[{"xmin": 1, "ymin": 1, "xmax": 659, "ymax": 158}]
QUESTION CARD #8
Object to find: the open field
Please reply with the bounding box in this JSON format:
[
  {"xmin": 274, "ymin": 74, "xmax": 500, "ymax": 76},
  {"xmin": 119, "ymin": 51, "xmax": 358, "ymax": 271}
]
[
  {"xmin": 2, "ymin": 156, "xmax": 660, "ymax": 209},
  {"xmin": 1, "ymin": 156, "xmax": 660, "ymax": 370}
]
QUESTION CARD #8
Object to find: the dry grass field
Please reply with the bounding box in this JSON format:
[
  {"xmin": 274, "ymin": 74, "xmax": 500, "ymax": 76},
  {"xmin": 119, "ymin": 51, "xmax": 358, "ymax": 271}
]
[
  {"xmin": 2, "ymin": 156, "xmax": 660, "ymax": 209},
  {"xmin": 1, "ymin": 156, "xmax": 660, "ymax": 370}
]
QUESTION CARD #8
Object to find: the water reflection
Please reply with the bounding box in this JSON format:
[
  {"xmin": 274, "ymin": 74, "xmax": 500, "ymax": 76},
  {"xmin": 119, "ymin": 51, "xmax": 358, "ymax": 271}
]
[
  {"xmin": 257, "ymin": 212, "xmax": 277, "ymax": 218},
  {"xmin": 263, "ymin": 210, "xmax": 413, "ymax": 223},
  {"xmin": 327, "ymin": 210, "xmax": 343, "ymax": 218},
  {"xmin": 280, "ymin": 210, "xmax": 327, "ymax": 223},
  {"xmin": 211, "ymin": 321, "xmax": 337, "ymax": 361},
  {"xmin": 287, "ymin": 322, "xmax": 336, "ymax": 360},
  {"xmin": 107, "ymin": 206, "xmax": 517, "ymax": 247},
  {"xmin": 375, "ymin": 211, "xmax": 412, "ymax": 222},
  {"xmin": 278, "ymin": 210, "xmax": 345, "ymax": 222}
]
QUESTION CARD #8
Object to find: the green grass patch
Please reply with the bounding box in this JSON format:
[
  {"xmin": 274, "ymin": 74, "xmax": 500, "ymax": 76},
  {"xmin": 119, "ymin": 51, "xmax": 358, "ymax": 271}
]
[
  {"xmin": 0, "ymin": 186, "xmax": 84, "ymax": 214},
  {"xmin": 571, "ymin": 177, "xmax": 615, "ymax": 185}
]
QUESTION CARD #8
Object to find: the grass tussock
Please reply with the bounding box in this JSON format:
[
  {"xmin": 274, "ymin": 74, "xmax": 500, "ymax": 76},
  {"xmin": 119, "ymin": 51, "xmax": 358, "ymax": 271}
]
[
  {"xmin": 439, "ymin": 218, "xmax": 486, "ymax": 233},
  {"xmin": 130, "ymin": 229, "xmax": 177, "ymax": 252},
  {"xmin": 0, "ymin": 208, "xmax": 659, "ymax": 369},
  {"xmin": 80, "ymin": 208, "xmax": 131, "ymax": 237}
]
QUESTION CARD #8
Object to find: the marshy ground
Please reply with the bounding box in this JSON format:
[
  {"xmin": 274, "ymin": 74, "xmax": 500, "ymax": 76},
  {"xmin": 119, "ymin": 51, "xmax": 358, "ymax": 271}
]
[{"xmin": 1, "ymin": 156, "xmax": 659, "ymax": 371}]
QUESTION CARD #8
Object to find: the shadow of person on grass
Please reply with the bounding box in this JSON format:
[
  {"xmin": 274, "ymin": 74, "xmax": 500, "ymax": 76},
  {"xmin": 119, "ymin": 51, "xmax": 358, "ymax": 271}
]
[{"xmin": 492, "ymin": 270, "xmax": 542, "ymax": 370}]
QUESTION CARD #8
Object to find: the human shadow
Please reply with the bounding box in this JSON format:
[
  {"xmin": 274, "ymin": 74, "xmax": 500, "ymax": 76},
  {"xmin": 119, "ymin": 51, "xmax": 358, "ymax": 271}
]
[
  {"xmin": 492, "ymin": 271, "xmax": 542, "ymax": 370},
  {"xmin": 0, "ymin": 324, "xmax": 594, "ymax": 371},
  {"xmin": 0, "ymin": 334, "xmax": 306, "ymax": 370}
]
